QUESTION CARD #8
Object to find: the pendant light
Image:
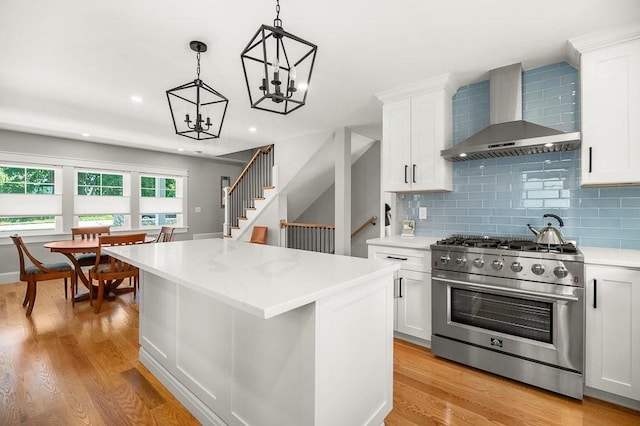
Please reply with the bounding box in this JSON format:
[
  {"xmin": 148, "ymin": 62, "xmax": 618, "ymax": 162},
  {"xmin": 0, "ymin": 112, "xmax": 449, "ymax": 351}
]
[
  {"xmin": 240, "ymin": 0, "xmax": 318, "ymax": 114},
  {"xmin": 166, "ymin": 41, "xmax": 229, "ymax": 140}
]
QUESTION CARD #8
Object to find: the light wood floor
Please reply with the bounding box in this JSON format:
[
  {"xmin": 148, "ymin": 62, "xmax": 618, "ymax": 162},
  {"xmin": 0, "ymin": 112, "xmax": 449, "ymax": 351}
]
[{"xmin": 1, "ymin": 280, "xmax": 639, "ymax": 425}]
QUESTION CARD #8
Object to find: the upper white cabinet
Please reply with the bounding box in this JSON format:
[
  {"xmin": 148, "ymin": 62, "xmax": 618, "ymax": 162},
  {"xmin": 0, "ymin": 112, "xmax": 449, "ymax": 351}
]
[
  {"xmin": 585, "ymin": 264, "xmax": 640, "ymax": 402},
  {"xmin": 377, "ymin": 74, "xmax": 458, "ymax": 192},
  {"xmin": 570, "ymin": 28, "xmax": 640, "ymax": 186}
]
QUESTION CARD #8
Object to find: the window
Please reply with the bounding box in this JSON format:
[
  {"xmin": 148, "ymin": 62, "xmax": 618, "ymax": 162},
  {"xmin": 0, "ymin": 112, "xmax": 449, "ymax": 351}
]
[
  {"xmin": 139, "ymin": 174, "xmax": 183, "ymax": 228},
  {"xmin": 75, "ymin": 170, "xmax": 130, "ymax": 228},
  {"xmin": 0, "ymin": 165, "xmax": 61, "ymax": 233},
  {"xmin": 0, "ymin": 153, "xmax": 188, "ymax": 238},
  {"xmin": 77, "ymin": 171, "xmax": 123, "ymax": 195}
]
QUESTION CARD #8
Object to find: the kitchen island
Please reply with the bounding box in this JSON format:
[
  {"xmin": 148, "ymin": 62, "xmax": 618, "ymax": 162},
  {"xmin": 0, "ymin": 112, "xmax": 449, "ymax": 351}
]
[{"xmin": 104, "ymin": 238, "xmax": 399, "ymax": 426}]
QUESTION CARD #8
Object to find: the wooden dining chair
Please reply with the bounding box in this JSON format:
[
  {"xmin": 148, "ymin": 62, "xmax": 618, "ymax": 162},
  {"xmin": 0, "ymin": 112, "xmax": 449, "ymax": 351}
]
[
  {"xmin": 71, "ymin": 225, "xmax": 111, "ymax": 267},
  {"xmin": 250, "ymin": 226, "xmax": 268, "ymax": 244},
  {"xmin": 10, "ymin": 234, "xmax": 76, "ymax": 316},
  {"xmin": 89, "ymin": 233, "xmax": 146, "ymax": 314},
  {"xmin": 155, "ymin": 226, "xmax": 175, "ymax": 243}
]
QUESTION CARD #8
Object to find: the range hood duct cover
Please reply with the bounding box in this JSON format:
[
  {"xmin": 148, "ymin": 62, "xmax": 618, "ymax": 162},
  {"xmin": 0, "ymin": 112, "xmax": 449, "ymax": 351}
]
[{"xmin": 441, "ymin": 63, "xmax": 581, "ymax": 162}]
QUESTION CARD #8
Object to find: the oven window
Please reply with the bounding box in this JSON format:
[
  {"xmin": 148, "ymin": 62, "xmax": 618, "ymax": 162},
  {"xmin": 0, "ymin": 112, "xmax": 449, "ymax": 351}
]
[{"xmin": 451, "ymin": 288, "xmax": 553, "ymax": 343}]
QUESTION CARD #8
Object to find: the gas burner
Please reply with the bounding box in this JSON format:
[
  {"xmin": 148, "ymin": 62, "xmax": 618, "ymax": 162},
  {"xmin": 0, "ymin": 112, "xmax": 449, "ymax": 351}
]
[{"xmin": 436, "ymin": 235, "xmax": 578, "ymax": 255}]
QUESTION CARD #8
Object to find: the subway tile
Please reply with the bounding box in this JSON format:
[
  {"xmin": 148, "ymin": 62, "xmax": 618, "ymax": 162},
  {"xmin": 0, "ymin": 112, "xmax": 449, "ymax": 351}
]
[
  {"xmin": 444, "ymin": 192, "xmax": 470, "ymax": 201},
  {"xmin": 580, "ymin": 237, "xmax": 621, "ymax": 248},
  {"xmin": 443, "ymin": 208, "xmax": 470, "ymax": 216},
  {"xmin": 433, "ymin": 200, "xmax": 458, "ymax": 209},
  {"xmin": 620, "ymin": 218, "xmax": 640, "ymax": 228},
  {"xmin": 580, "ymin": 198, "xmax": 620, "ymax": 208},
  {"xmin": 482, "ymin": 183, "xmax": 512, "ymax": 192},
  {"xmin": 444, "ymin": 223, "xmax": 471, "ymax": 232},
  {"xmin": 488, "ymin": 216, "xmax": 512, "ymax": 225},
  {"xmin": 472, "ymin": 225, "xmax": 498, "ymax": 234},
  {"xmin": 601, "ymin": 228, "xmax": 640, "ymax": 239},
  {"xmin": 543, "ymin": 199, "xmax": 570, "ymax": 208},
  {"xmin": 599, "ymin": 187, "xmax": 640, "ymax": 198},
  {"xmin": 599, "ymin": 208, "xmax": 640, "ymax": 218},
  {"xmin": 483, "ymin": 199, "xmax": 512, "ymax": 208},
  {"xmin": 527, "ymin": 190, "xmax": 560, "ymax": 199},
  {"xmin": 621, "ymin": 240, "xmax": 640, "ymax": 250},
  {"xmin": 469, "ymin": 208, "xmax": 495, "ymax": 216},
  {"xmin": 456, "ymin": 200, "xmax": 483, "ymax": 208},
  {"xmin": 469, "ymin": 191, "xmax": 497, "ymax": 200},
  {"xmin": 581, "ymin": 218, "xmax": 621, "ymax": 228}
]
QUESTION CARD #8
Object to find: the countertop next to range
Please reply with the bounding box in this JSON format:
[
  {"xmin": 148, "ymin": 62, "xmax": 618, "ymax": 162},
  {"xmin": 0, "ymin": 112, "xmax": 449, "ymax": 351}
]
[{"xmin": 368, "ymin": 237, "xmax": 640, "ymax": 269}]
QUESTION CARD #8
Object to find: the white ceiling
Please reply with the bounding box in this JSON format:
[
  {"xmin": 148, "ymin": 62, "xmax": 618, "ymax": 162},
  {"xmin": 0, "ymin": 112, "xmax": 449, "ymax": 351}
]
[{"xmin": 0, "ymin": 0, "xmax": 638, "ymax": 159}]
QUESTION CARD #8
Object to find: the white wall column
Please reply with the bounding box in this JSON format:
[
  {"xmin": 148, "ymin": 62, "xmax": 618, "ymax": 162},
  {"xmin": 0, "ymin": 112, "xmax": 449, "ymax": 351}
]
[{"xmin": 335, "ymin": 128, "xmax": 351, "ymax": 256}]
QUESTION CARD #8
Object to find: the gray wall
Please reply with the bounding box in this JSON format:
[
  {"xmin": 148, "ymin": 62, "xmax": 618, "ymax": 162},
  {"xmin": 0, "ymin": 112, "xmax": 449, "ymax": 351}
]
[
  {"xmin": 0, "ymin": 129, "xmax": 242, "ymax": 275},
  {"xmin": 296, "ymin": 141, "xmax": 381, "ymax": 258}
]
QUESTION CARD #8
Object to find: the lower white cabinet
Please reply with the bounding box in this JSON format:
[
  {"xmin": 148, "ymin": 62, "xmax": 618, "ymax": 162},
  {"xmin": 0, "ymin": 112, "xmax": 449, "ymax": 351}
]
[
  {"xmin": 585, "ymin": 264, "xmax": 640, "ymax": 401},
  {"xmin": 396, "ymin": 269, "xmax": 431, "ymax": 340},
  {"xmin": 368, "ymin": 243, "xmax": 431, "ymax": 342}
]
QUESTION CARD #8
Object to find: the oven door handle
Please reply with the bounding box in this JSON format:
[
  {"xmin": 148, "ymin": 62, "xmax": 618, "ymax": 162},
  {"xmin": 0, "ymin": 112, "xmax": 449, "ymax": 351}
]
[{"xmin": 433, "ymin": 277, "xmax": 580, "ymax": 302}]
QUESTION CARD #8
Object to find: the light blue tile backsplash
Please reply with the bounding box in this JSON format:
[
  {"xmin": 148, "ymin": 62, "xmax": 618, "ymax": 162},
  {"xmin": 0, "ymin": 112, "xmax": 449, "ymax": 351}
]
[{"xmin": 396, "ymin": 62, "xmax": 640, "ymax": 250}]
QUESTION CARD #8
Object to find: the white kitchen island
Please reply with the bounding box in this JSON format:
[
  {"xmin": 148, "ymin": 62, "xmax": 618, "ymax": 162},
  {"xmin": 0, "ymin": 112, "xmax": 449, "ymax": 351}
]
[{"xmin": 104, "ymin": 238, "xmax": 399, "ymax": 426}]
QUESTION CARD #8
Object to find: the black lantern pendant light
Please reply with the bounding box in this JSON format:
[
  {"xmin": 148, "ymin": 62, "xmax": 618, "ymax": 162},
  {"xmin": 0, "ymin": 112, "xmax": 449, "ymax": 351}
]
[
  {"xmin": 166, "ymin": 41, "xmax": 229, "ymax": 140},
  {"xmin": 240, "ymin": 0, "xmax": 318, "ymax": 114}
]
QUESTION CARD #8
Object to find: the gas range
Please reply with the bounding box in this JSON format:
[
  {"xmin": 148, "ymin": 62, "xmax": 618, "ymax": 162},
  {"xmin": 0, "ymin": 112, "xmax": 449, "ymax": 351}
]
[{"xmin": 431, "ymin": 235, "xmax": 584, "ymax": 287}]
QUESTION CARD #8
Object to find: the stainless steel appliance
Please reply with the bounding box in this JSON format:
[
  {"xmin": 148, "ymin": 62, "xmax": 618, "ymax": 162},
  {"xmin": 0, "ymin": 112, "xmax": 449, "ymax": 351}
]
[{"xmin": 431, "ymin": 235, "xmax": 585, "ymax": 399}]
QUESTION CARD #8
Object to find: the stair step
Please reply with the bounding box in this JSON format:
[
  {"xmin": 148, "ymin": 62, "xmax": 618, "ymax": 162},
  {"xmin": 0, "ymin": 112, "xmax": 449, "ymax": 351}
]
[
  {"xmin": 254, "ymin": 197, "xmax": 265, "ymax": 201},
  {"xmin": 231, "ymin": 226, "xmax": 240, "ymax": 230},
  {"xmin": 246, "ymin": 207, "xmax": 256, "ymax": 211},
  {"xmin": 238, "ymin": 217, "xmax": 248, "ymax": 221},
  {"xmin": 263, "ymin": 186, "xmax": 275, "ymax": 190},
  {"xmin": 223, "ymin": 235, "xmax": 232, "ymax": 238}
]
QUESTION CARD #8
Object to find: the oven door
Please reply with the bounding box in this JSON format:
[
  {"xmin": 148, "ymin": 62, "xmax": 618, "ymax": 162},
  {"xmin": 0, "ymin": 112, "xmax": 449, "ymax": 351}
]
[{"xmin": 432, "ymin": 271, "xmax": 584, "ymax": 372}]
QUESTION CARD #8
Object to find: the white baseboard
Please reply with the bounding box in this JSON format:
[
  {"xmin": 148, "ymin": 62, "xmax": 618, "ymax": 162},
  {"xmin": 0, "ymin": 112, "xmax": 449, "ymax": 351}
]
[
  {"xmin": 0, "ymin": 272, "xmax": 19, "ymax": 285},
  {"xmin": 192, "ymin": 232, "xmax": 222, "ymax": 240}
]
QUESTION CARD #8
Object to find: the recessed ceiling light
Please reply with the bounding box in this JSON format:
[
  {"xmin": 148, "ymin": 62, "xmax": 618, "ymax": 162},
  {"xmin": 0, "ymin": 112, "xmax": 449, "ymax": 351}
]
[
  {"xmin": 81, "ymin": 132, "xmax": 90, "ymax": 137},
  {"xmin": 459, "ymin": 153, "xmax": 467, "ymax": 157},
  {"xmin": 130, "ymin": 95, "xmax": 143, "ymax": 103},
  {"xmin": 177, "ymin": 148, "xmax": 185, "ymax": 152},
  {"xmin": 544, "ymin": 143, "xmax": 554, "ymax": 147},
  {"xmin": 249, "ymin": 127, "xmax": 257, "ymax": 132}
]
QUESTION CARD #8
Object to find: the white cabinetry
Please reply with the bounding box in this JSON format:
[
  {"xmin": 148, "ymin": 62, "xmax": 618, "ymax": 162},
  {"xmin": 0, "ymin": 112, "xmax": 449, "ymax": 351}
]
[
  {"xmin": 368, "ymin": 244, "xmax": 431, "ymax": 342},
  {"xmin": 570, "ymin": 30, "xmax": 640, "ymax": 186},
  {"xmin": 377, "ymin": 74, "xmax": 457, "ymax": 192},
  {"xmin": 585, "ymin": 264, "xmax": 640, "ymax": 402}
]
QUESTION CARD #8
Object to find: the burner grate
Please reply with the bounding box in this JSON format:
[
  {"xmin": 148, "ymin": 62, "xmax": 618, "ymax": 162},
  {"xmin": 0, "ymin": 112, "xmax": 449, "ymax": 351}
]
[{"xmin": 436, "ymin": 235, "xmax": 578, "ymax": 254}]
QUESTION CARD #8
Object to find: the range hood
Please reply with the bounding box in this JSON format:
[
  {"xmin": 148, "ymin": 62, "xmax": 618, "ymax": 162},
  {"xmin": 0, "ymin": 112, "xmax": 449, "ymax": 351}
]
[{"xmin": 441, "ymin": 63, "xmax": 581, "ymax": 161}]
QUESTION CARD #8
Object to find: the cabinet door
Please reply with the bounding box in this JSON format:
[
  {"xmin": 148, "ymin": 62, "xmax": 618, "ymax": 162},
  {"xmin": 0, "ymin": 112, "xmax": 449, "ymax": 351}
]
[
  {"xmin": 411, "ymin": 92, "xmax": 452, "ymax": 191},
  {"xmin": 585, "ymin": 265, "xmax": 640, "ymax": 400},
  {"xmin": 396, "ymin": 269, "xmax": 430, "ymax": 340},
  {"xmin": 382, "ymin": 99, "xmax": 412, "ymax": 192},
  {"xmin": 581, "ymin": 38, "xmax": 640, "ymax": 186}
]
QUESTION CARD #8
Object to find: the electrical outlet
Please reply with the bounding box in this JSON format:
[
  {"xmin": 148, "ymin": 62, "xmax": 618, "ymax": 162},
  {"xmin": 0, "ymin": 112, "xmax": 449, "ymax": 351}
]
[
  {"xmin": 195, "ymin": 206, "xmax": 202, "ymax": 213},
  {"xmin": 419, "ymin": 207, "xmax": 427, "ymax": 220}
]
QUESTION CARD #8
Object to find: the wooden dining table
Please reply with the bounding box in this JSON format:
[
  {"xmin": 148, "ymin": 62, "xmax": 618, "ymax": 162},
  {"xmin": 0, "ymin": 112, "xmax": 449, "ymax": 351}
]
[{"xmin": 44, "ymin": 235, "xmax": 156, "ymax": 302}]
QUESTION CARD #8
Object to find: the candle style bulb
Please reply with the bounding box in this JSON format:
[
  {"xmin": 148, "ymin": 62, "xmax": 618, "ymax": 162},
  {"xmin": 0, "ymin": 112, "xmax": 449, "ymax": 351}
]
[
  {"xmin": 290, "ymin": 66, "xmax": 297, "ymax": 82},
  {"xmin": 273, "ymin": 57, "xmax": 280, "ymax": 73}
]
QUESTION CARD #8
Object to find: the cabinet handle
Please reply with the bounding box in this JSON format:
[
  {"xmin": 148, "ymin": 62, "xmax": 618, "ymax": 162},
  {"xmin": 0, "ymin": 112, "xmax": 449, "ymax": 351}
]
[
  {"xmin": 589, "ymin": 147, "xmax": 593, "ymax": 173},
  {"xmin": 404, "ymin": 165, "xmax": 408, "ymax": 183},
  {"xmin": 412, "ymin": 164, "xmax": 416, "ymax": 183},
  {"xmin": 399, "ymin": 277, "xmax": 403, "ymax": 298},
  {"xmin": 386, "ymin": 255, "xmax": 408, "ymax": 261},
  {"xmin": 593, "ymin": 279, "xmax": 597, "ymax": 309}
]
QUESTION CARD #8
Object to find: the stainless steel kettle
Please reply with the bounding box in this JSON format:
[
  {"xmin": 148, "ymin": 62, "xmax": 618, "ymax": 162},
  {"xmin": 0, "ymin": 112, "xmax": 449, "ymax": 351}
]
[{"xmin": 527, "ymin": 214, "xmax": 567, "ymax": 245}]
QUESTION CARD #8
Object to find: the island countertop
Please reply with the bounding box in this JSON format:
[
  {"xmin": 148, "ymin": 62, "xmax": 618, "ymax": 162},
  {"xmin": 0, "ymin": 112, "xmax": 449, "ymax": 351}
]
[{"xmin": 104, "ymin": 238, "xmax": 400, "ymax": 319}]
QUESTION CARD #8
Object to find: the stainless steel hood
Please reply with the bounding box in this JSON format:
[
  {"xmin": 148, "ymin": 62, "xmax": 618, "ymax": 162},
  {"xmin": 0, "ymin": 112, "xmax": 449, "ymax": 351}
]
[{"xmin": 441, "ymin": 63, "xmax": 581, "ymax": 162}]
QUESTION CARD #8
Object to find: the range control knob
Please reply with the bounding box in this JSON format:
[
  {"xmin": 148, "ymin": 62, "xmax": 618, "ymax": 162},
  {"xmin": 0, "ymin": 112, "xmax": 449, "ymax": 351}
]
[
  {"xmin": 510, "ymin": 262, "xmax": 523, "ymax": 272},
  {"xmin": 554, "ymin": 266, "xmax": 569, "ymax": 278},
  {"xmin": 532, "ymin": 264, "xmax": 545, "ymax": 275},
  {"xmin": 456, "ymin": 257, "xmax": 467, "ymax": 266},
  {"xmin": 440, "ymin": 255, "xmax": 451, "ymax": 265},
  {"xmin": 473, "ymin": 258, "xmax": 484, "ymax": 268},
  {"xmin": 491, "ymin": 260, "xmax": 504, "ymax": 271}
]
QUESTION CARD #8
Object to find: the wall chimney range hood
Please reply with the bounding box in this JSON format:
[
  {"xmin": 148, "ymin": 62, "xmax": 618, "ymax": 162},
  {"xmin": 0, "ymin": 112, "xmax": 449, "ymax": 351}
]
[{"xmin": 441, "ymin": 63, "xmax": 581, "ymax": 162}]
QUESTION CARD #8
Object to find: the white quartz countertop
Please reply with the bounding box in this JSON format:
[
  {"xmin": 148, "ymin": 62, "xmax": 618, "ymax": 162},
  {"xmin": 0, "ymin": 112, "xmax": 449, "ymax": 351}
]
[
  {"xmin": 366, "ymin": 236, "xmax": 439, "ymax": 250},
  {"xmin": 367, "ymin": 236, "xmax": 640, "ymax": 268},
  {"xmin": 581, "ymin": 247, "xmax": 640, "ymax": 269},
  {"xmin": 104, "ymin": 238, "xmax": 399, "ymax": 319}
]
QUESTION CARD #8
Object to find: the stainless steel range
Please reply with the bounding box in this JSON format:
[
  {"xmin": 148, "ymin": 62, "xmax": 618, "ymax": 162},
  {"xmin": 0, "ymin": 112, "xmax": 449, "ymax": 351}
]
[{"xmin": 430, "ymin": 235, "xmax": 585, "ymax": 399}]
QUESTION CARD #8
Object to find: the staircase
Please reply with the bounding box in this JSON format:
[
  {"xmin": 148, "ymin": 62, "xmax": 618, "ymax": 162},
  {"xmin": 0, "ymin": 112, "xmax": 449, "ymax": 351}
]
[{"xmin": 224, "ymin": 145, "xmax": 275, "ymax": 239}]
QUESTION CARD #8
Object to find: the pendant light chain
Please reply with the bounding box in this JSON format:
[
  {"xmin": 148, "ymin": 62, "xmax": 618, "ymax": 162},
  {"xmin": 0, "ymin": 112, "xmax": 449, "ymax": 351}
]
[{"xmin": 274, "ymin": 0, "xmax": 282, "ymax": 28}]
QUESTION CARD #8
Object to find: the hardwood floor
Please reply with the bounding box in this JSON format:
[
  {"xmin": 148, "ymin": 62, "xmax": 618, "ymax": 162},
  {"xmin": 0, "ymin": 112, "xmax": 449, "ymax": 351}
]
[{"xmin": 1, "ymin": 279, "xmax": 639, "ymax": 425}]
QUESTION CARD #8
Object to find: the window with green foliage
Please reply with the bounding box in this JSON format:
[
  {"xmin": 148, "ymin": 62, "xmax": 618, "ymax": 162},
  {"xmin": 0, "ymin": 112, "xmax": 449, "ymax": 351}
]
[
  {"xmin": 0, "ymin": 166, "xmax": 55, "ymax": 194},
  {"xmin": 141, "ymin": 176, "xmax": 176, "ymax": 198},
  {"xmin": 77, "ymin": 172, "xmax": 123, "ymax": 196}
]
